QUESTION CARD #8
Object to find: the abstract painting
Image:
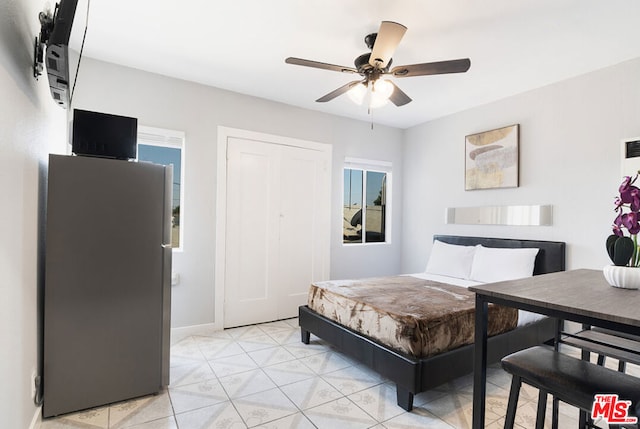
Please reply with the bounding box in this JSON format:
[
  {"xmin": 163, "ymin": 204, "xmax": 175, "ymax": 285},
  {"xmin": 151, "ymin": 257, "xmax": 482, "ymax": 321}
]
[{"xmin": 465, "ymin": 124, "xmax": 519, "ymax": 190}]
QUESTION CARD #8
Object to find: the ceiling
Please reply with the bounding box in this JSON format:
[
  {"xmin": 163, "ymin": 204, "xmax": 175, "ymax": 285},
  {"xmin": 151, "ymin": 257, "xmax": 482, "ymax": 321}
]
[{"xmin": 69, "ymin": 0, "xmax": 640, "ymax": 129}]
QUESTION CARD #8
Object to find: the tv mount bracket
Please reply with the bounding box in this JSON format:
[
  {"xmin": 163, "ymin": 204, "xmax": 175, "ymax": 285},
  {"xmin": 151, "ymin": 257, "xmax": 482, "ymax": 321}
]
[{"xmin": 33, "ymin": 10, "xmax": 54, "ymax": 79}]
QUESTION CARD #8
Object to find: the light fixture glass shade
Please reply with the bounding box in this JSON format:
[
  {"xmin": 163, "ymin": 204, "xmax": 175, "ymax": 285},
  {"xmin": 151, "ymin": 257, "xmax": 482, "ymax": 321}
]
[
  {"xmin": 369, "ymin": 79, "xmax": 394, "ymax": 108},
  {"xmin": 347, "ymin": 82, "xmax": 367, "ymax": 105}
]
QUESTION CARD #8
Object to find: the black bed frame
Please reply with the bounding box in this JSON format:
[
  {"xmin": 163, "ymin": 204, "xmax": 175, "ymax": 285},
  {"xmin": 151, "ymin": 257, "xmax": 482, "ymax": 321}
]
[{"xmin": 299, "ymin": 235, "xmax": 566, "ymax": 411}]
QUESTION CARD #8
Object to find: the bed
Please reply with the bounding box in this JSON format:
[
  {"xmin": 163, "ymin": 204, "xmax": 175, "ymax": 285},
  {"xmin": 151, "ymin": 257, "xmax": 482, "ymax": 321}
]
[{"xmin": 298, "ymin": 235, "xmax": 566, "ymax": 411}]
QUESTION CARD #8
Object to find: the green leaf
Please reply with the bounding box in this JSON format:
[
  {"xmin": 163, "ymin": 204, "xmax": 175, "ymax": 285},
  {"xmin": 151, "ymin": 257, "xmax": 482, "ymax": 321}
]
[
  {"xmin": 613, "ymin": 236, "xmax": 635, "ymax": 266},
  {"xmin": 606, "ymin": 234, "xmax": 619, "ymax": 263}
]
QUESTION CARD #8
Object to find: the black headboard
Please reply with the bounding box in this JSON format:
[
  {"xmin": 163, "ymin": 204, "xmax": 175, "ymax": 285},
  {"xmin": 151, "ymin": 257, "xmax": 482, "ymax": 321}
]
[{"xmin": 433, "ymin": 235, "xmax": 566, "ymax": 275}]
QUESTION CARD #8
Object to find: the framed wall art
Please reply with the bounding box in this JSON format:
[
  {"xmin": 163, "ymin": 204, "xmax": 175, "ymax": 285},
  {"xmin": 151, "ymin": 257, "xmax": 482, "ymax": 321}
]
[{"xmin": 465, "ymin": 124, "xmax": 519, "ymax": 190}]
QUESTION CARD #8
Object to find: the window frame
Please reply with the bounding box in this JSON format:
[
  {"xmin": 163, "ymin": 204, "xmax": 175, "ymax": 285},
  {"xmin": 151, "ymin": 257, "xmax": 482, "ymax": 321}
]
[
  {"xmin": 137, "ymin": 125, "xmax": 186, "ymax": 252},
  {"xmin": 342, "ymin": 157, "xmax": 392, "ymax": 245}
]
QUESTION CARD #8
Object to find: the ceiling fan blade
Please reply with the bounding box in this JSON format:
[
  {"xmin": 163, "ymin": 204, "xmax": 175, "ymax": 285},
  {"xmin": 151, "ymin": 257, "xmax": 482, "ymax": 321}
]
[
  {"xmin": 316, "ymin": 80, "xmax": 362, "ymax": 103},
  {"xmin": 285, "ymin": 57, "xmax": 357, "ymax": 74},
  {"xmin": 391, "ymin": 58, "xmax": 471, "ymax": 77},
  {"xmin": 369, "ymin": 21, "xmax": 407, "ymax": 69},
  {"xmin": 388, "ymin": 81, "xmax": 412, "ymax": 106}
]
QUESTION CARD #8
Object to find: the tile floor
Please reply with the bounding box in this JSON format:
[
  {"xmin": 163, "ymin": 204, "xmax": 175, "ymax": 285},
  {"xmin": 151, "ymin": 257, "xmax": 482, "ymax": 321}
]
[{"xmin": 39, "ymin": 318, "xmax": 638, "ymax": 429}]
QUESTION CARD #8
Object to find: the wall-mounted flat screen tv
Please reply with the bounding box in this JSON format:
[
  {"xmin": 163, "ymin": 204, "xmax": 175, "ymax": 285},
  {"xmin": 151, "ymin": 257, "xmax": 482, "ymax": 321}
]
[{"xmin": 45, "ymin": 0, "xmax": 88, "ymax": 109}]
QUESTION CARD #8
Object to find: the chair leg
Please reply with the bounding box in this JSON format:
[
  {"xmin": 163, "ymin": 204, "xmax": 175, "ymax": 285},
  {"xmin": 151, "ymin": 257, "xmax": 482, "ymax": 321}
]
[
  {"xmin": 535, "ymin": 390, "xmax": 548, "ymax": 429},
  {"xmin": 618, "ymin": 360, "xmax": 627, "ymax": 373},
  {"xmin": 579, "ymin": 409, "xmax": 589, "ymax": 429},
  {"xmin": 504, "ymin": 376, "xmax": 521, "ymax": 429},
  {"xmin": 551, "ymin": 397, "xmax": 559, "ymax": 429}
]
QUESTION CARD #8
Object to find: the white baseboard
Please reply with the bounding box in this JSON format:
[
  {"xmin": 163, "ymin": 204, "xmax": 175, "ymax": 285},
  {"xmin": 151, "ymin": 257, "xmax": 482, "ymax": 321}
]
[
  {"xmin": 29, "ymin": 406, "xmax": 41, "ymax": 429},
  {"xmin": 170, "ymin": 322, "xmax": 222, "ymax": 344}
]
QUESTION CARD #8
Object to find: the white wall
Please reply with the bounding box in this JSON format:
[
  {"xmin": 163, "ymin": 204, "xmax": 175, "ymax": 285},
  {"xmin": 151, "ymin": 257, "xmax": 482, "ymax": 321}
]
[
  {"xmin": 1, "ymin": 5, "xmax": 638, "ymax": 424},
  {"xmin": 72, "ymin": 57, "xmax": 405, "ymax": 328},
  {"xmin": 0, "ymin": 0, "xmax": 68, "ymax": 427},
  {"xmin": 401, "ymin": 57, "xmax": 640, "ymax": 273}
]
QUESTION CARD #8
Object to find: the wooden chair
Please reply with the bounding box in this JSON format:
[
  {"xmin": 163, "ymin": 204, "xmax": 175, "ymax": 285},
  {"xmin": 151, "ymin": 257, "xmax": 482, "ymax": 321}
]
[
  {"xmin": 501, "ymin": 346, "xmax": 640, "ymax": 429},
  {"xmin": 562, "ymin": 326, "xmax": 640, "ymax": 372},
  {"xmin": 559, "ymin": 325, "xmax": 640, "ymax": 427}
]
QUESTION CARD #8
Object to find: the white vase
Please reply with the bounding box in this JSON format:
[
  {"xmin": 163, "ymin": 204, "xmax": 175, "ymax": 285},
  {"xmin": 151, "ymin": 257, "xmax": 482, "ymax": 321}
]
[{"xmin": 602, "ymin": 265, "xmax": 640, "ymax": 289}]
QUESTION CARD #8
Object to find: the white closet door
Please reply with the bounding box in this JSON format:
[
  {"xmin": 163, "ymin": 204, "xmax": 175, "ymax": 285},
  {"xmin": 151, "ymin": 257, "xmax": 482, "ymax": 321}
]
[
  {"xmin": 224, "ymin": 138, "xmax": 282, "ymax": 327},
  {"xmin": 276, "ymin": 145, "xmax": 330, "ymax": 319},
  {"xmin": 224, "ymin": 137, "xmax": 329, "ymax": 327}
]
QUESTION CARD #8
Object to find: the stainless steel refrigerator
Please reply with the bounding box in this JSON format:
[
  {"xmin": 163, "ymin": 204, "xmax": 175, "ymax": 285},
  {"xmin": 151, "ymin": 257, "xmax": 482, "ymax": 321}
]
[{"xmin": 43, "ymin": 154, "xmax": 172, "ymax": 417}]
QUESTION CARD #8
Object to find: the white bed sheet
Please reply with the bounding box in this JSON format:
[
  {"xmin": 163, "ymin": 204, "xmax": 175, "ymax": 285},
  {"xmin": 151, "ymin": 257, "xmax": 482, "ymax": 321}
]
[{"xmin": 407, "ymin": 273, "xmax": 544, "ymax": 327}]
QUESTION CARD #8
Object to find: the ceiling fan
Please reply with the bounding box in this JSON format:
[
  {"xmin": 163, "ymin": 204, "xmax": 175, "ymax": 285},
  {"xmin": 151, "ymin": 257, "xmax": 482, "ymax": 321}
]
[{"xmin": 285, "ymin": 21, "xmax": 470, "ymax": 107}]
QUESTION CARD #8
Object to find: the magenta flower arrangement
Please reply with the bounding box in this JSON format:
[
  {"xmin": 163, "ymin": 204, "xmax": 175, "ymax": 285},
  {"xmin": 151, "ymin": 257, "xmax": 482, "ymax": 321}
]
[{"xmin": 607, "ymin": 173, "xmax": 640, "ymax": 266}]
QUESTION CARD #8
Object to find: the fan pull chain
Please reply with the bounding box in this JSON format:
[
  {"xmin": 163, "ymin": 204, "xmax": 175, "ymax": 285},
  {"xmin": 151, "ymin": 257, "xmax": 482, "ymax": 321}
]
[{"xmin": 368, "ymin": 106, "xmax": 374, "ymax": 130}]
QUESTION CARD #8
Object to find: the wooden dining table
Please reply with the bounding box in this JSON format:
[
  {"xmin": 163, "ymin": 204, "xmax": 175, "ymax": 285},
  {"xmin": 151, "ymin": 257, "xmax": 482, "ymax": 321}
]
[{"xmin": 469, "ymin": 269, "xmax": 640, "ymax": 429}]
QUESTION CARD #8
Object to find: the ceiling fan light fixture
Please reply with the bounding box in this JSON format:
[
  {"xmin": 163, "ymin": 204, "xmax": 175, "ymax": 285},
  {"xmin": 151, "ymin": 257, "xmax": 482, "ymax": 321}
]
[
  {"xmin": 347, "ymin": 82, "xmax": 367, "ymax": 105},
  {"xmin": 373, "ymin": 78, "xmax": 394, "ymax": 98},
  {"xmin": 285, "ymin": 20, "xmax": 471, "ymax": 109},
  {"xmin": 369, "ymin": 78, "xmax": 394, "ymax": 108}
]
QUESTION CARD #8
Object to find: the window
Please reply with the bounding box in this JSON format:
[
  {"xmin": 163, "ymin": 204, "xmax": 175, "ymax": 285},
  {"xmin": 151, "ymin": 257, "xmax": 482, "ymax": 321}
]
[
  {"xmin": 343, "ymin": 158, "xmax": 391, "ymax": 244},
  {"xmin": 137, "ymin": 126, "xmax": 185, "ymax": 250}
]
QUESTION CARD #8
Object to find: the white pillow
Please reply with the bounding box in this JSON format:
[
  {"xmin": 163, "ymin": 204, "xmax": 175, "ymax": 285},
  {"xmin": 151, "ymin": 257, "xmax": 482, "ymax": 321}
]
[
  {"xmin": 425, "ymin": 240, "xmax": 477, "ymax": 279},
  {"xmin": 469, "ymin": 245, "xmax": 539, "ymax": 283}
]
